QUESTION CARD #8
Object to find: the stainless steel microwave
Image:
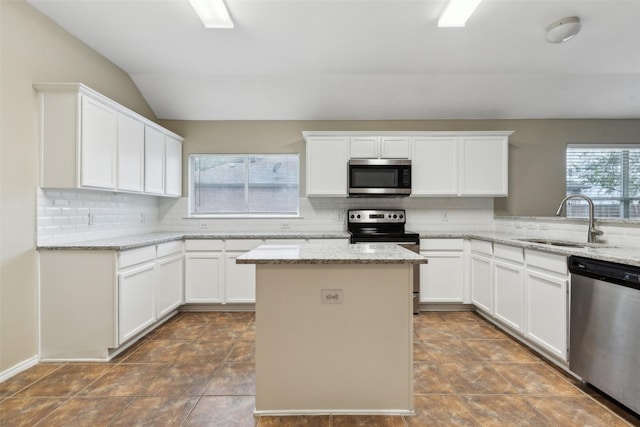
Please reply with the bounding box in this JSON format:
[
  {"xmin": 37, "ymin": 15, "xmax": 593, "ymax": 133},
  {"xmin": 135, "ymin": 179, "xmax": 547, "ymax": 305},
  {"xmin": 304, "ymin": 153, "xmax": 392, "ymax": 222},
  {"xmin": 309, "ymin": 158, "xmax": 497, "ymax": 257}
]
[{"xmin": 348, "ymin": 159, "xmax": 411, "ymax": 196}]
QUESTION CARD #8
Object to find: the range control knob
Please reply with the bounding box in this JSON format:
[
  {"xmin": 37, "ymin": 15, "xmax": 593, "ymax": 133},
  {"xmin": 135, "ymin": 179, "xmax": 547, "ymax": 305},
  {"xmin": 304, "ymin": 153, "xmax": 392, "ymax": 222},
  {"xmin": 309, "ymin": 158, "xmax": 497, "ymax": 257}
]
[{"xmin": 393, "ymin": 214, "xmax": 398, "ymax": 219}]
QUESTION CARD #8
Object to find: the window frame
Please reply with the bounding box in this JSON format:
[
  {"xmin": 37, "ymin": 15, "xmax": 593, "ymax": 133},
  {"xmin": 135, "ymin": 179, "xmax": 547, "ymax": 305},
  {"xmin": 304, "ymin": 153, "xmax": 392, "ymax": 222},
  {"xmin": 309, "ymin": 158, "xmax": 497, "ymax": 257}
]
[
  {"xmin": 565, "ymin": 144, "xmax": 640, "ymax": 220},
  {"xmin": 188, "ymin": 153, "xmax": 301, "ymax": 218}
]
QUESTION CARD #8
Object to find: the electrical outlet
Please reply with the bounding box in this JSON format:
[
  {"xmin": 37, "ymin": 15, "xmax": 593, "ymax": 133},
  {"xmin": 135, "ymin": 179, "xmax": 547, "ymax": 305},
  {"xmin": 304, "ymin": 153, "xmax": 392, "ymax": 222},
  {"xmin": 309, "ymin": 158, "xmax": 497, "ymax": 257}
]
[
  {"xmin": 140, "ymin": 212, "xmax": 146, "ymax": 223},
  {"xmin": 280, "ymin": 221, "xmax": 291, "ymax": 229},
  {"xmin": 199, "ymin": 222, "xmax": 208, "ymax": 229},
  {"xmin": 441, "ymin": 211, "xmax": 449, "ymax": 221},
  {"xmin": 336, "ymin": 211, "xmax": 344, "ymax": 222},
  {"xmin": 88, "ymin": 211, "xmax": 95, "ymax": 226},
  {"xmin": 321, "ymin": 289, "xmax": 343, "ymax": 304}
]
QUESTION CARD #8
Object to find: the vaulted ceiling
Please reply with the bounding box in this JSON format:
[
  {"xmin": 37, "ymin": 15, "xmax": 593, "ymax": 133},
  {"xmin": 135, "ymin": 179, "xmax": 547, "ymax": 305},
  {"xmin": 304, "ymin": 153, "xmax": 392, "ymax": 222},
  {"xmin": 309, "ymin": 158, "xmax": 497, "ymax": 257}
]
[{"xmin": 27, "ymin": 0, "xmax": 640, "ymax": 120}]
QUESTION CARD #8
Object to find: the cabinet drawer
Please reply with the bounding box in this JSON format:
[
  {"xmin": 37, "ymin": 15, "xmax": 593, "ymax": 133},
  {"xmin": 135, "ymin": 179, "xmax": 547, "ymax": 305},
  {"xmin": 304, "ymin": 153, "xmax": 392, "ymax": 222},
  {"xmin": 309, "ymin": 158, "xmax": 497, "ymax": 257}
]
[
  {"xmin": 525, "ymin": 250, "xmax": 567, "ymax": 275},
  {"xmin": 118, "ymin": 246, "xmax": 156, "ymax": 269},
  {"xmin": 420, "ymin": 238, "xmax": 464, "ymax": 251},
  {"xmin": 225, "ymin": 239, "xmax": 263, "ymax": 251},
  {"xmin": 470, "ymin": 239, "xmax": 493, "ymax": 256},
  {"xmin": 157, "ymin": 240, "xmax": 183, "ymax": 258},
  {"xmin": 185, "ymin": 239, "xmax": 224, "ymax": 251},
  {"xmin": 494, "ymin": 244, "xmax": 523, "ymax": 263}
]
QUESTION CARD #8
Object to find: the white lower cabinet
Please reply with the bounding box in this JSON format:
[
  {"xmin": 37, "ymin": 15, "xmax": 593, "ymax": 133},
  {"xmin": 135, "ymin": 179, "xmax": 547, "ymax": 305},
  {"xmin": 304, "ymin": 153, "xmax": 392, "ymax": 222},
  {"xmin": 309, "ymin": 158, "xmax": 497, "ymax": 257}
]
[
  {"xmin": 225, "ymin": 240, "xmax": 262, "ymax": 303},
  {"xmin": 184, "ymin": 240, "xmax": 225, "ymax": 303},
  {"xmin": 470, "ymin": 240, "xmax": 493, "ymax": 313},
  {"xmin": 419, "ymin": 239, "xmax": 465, "ymax": 303},
  {"xmin": 39, "ymin": 241, "xmax": 184, "ymax": 360},
  {"xmin": 524, "ymin": 250, "xmax": 569, "ymax": 361},
  {"xmin": 118, "ymin": 261, "xmax": 156, "ymax": 344},
  {"xmin": 493, "ymin": 245, "xmax": 524, "ymax": 333}
]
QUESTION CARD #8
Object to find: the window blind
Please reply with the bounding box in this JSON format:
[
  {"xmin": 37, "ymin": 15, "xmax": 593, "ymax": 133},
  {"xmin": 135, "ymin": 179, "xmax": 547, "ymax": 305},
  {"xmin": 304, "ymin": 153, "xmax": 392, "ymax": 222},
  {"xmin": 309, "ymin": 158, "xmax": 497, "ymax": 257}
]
[{"xmin": 566, "ymin": 144, "xmax": 640, "ymax": 219}]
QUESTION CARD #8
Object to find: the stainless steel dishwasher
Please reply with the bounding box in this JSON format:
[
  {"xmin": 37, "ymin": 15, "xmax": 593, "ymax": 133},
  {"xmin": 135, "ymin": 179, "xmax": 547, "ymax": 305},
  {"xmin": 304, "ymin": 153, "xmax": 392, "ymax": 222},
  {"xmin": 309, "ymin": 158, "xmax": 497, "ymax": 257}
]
[{"xmin": 568, "ymin": 255, "xmax": 640, "ymax": 415}]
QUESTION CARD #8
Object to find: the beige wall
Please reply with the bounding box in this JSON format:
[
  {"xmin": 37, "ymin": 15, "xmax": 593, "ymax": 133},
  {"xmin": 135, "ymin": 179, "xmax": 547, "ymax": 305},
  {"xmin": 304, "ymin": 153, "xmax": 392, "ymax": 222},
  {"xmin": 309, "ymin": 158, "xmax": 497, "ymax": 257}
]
[
  {"xmin": 161, "ymin": 119, "xmax": 640, "ymax": 216},
  {"xmin": 0, "ymin": 0, "xmax": 155, "ymax": 372}
]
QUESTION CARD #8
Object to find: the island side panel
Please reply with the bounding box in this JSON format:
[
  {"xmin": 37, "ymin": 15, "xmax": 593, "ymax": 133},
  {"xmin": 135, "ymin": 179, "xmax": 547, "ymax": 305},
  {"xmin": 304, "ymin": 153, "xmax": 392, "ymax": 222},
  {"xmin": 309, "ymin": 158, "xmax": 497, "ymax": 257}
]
[{"xmin": 255, "ymin": 263, "xmax": 413, "ymax": 415}]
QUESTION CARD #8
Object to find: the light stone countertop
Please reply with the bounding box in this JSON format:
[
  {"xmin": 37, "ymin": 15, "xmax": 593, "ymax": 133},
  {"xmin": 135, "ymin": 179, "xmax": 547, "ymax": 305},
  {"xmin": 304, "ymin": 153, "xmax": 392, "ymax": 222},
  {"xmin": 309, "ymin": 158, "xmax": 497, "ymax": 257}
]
[
  {"xmin": 36, "ymin": 230, "xmax": 640, "ymax": 267},
  {"xmin": 236, "ymin": 242, "xmax": 428, "ymax": 265}
]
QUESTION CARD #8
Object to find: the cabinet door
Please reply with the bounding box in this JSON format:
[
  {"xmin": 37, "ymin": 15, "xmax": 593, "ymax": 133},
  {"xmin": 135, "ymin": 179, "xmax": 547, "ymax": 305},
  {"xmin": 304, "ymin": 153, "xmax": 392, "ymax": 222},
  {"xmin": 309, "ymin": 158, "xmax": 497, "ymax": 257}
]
[
  {"xmin": 470, "ymin": 254, "xmax": 493, "ymax": 313},
  {"xmin": 525, "ymin": 269, "xmax": 568, "ymax": 360},
  {"xmin": 380, "ymin": 136, "xmax": 410, "ymax": 159},
  {"xmin": 164, "ymin": 135, "xmax": 182, "ymax": 197},
  {"xmin": 184, "ymin": 252, "xmax": 224, "ymax": 303},
  {"xmin": 144, "ymin": 126, "xmax": 165, "ymax": 194},
  {"xmin": 350, "ymin": 136, "xmax": 379, "ymax": 158},
  {"xmin": 225, "ymin": 252, "xmax": 256, "ymax": 303},
  {"xmin": 118, "ymin": 262, "xmax": 156, "ymax": 344},
  {"xmin": 459, "ymin": 136, "xmax": 508, "ymax": 196},
  {"xmin": 156, "ymin": 254, "xmax": 184, "ymax": 318},
  {"xmin": 411, "ymin": 137, "xmax": 458, "ymax": 196},
  {"xmin": 117, "ymin": 113, "xmax": 145, "ymax": 192},
  {"xmin": 419, "ymin": 251, "xmax": 464, "ymax": 302},
  {"xmin": 306, "ymin": 136, "xmax": 349, "ymax": 196},
  {"xmin": 493, "ymin": 259, "xmax": 524, "ymax": 333},
  {"xmin": 80, "ymin": 95, "xmax": 117, "ymax": 189}
]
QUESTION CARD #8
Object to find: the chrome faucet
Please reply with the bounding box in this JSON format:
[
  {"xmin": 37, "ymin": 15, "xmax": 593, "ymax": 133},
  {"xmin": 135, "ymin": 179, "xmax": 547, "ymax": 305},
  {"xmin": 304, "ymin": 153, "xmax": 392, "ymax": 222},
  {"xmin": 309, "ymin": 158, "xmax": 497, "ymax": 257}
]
[{"xmin": 555, "ymin": 194, "xmax": 603, "ymax": 243}]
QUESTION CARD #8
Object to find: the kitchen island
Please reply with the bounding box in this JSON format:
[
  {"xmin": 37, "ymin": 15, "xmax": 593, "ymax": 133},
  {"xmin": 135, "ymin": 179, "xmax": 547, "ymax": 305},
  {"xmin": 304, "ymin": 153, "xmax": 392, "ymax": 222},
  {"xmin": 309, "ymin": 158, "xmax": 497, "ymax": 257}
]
[{"xmin": 237, "ymin": 242, "xmax": 427, "ymax": 416}]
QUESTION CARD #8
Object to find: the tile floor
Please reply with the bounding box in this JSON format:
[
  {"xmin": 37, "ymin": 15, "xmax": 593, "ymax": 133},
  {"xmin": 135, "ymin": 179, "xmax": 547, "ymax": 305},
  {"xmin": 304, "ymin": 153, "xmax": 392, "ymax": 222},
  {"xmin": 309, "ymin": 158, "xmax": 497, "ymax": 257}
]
[{"xmin": 1, "ymin": 311, "xmax": 638, "ymax": 426}]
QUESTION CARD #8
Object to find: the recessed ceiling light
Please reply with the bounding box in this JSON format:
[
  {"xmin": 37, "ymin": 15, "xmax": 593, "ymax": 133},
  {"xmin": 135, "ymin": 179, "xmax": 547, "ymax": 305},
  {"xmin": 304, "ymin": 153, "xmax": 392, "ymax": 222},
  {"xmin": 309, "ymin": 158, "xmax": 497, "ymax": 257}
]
[
  {"xmin": 438, "ymin": 0, "xmax": 482, "ymax": 27},
  {"xmin": 189, "ymin": 0, "xmax": 234, "ymax": 29},
  {"xmin": 545, "ymin": 16, "xmax": 581, "ymax": 43}
]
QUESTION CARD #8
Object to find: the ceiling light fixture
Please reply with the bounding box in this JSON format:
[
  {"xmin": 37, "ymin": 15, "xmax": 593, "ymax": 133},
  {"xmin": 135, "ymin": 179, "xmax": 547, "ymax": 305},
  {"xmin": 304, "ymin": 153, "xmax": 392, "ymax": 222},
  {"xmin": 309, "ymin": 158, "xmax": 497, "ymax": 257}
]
[
  {"xmin": 189, "ymin": 0, "xmax": 234, "ymax": 29},
  {"xmin": 438, "ymin": 0, "xmax": 482, "ymax": 27},
  {"xmin": 545, "ymin": 16, "xmax": 581, "ymax": 43}
]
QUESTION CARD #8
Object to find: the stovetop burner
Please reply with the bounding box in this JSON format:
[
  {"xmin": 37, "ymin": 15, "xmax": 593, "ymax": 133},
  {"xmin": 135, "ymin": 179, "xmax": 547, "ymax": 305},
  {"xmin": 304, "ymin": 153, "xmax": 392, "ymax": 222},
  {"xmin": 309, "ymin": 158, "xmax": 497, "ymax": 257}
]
[{"xmin": 347, "ymin": 209, "xmax": 418, "ymax": 243}]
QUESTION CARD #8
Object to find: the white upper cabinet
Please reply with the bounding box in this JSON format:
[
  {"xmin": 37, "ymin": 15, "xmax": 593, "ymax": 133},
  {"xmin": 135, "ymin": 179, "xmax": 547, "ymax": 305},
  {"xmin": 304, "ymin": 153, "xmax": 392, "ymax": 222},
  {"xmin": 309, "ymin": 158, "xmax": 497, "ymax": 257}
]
[
  {"xmin": 350, "ymin": 136, "xmax": 410, "ymax": 159},
  {"xmin": 304, "ymin": 134, "xmax": 349, "ymax": 197},
  {"xmin": 35, "ymin": 83, "xmax": 183, "ymax": 197},
  {"xmin": 411, "ymin": 137, "xmax": 458, "ymax": 196},
  {"xmin": 80, "ymin": 96, "xmax": 118, "ymax": 189},
  {"xmin": 144, "ymin": 125, "xmax": 165, "ymax": 195},
  {"xmin": 459, "ymin": 135, "xmax": 509, "ymax": 196},
  {"xmin": 117, "ymin": 112, "xmax": 145, "ymax": 192},
  {"xmin": 412, "ymin": 132, "xmax": 511, "ymax": 197},
  {"xmin": 164, "ymin": 135, "xmax": 182, "ymax": 197}
]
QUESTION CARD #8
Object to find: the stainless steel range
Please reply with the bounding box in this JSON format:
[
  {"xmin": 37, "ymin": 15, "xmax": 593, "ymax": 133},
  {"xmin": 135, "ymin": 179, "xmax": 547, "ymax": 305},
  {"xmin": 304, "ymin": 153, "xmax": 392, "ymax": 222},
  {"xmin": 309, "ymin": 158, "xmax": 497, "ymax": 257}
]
[{"xmin": 347, "ymin": 209, "xmax": 420, "ymax": 313}]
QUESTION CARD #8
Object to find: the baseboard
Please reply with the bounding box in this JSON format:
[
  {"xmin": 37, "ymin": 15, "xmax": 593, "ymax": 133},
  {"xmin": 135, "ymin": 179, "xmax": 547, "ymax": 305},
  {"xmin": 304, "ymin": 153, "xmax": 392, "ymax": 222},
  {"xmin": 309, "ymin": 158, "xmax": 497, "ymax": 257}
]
[
  {"xmin": 0, "ymin": 355, "xmax": 39, "ymax": 383},
  {"xmin": 180, "ymin": 303, "xmax": 256, "ymax": 312}
]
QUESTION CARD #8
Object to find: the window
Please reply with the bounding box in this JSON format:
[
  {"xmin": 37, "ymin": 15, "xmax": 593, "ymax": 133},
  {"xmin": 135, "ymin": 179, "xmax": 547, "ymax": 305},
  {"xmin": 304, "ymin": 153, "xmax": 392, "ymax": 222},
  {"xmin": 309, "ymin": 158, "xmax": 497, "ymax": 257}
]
[
  {"xmin": 190, "ymin": 154, "xmax": 299, "ymax": 216},
  {"xmin": 566, "ymin": 144, "xmax": 640, "ymax": 219}
]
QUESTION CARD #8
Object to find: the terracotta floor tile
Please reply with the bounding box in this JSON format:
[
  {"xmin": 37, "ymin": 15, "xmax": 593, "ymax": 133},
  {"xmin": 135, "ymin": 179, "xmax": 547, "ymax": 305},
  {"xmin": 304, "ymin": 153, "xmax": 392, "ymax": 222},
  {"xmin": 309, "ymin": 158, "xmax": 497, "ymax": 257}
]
[
  {"xmin": 121, "ymin": 339, "xmax": 191, "ymax": 363},
  {"xmin": 465, "ymin": 339, "xmax": 539, "ymax": 363},
  {"xmin": 461, "ymin": 395, "xmax": 552, "ymax": 426},
  {"xmin": 412, "ymin": 312, "xmax": 444, "ymax": 323},
  {"xmin": 183, "ymin": 395, "xmax": 256, "ymax": 427},
  {"xmin": 257, "ymin": 415, "xmax": 330, "ymax": 426},
  {"xmin": 152, "ymin": 321, "xmax": 210, "ymax": 340},
  {"xmin": 436, "ymin": 311, "xmax": 482, "ymax": 323},
  {"xmin": 174, "ymin": 339, "xmax": 236, "ymax": 364},
  {"xmin": 414, "ymin": 339, "xmax": 479, "ymax": 363},
  {"xmin": 15, "ymin": 364, "xmax": 111, "ymax": 397},
  {"xmin": 37, "ymin": 396, "xmax": 133, "ymax": 426},
  {"xmin": 211, "ymin": 312, "xmax": 255, "ymax": 324},
  {"xmin": 438, "ymin": 363, "xmax": 519, "ymax": 394},
  {"xmin": 0, "ymin": 364, "xmax": 64, "ymax": 397},
  {"xmin": 109, "ymin": 396, "xmax": 198, "ymax": 426},
  {"xmin": 204, "ymin": 363, "xmax": 255, "ymax": 396},
  {"xmin": 0, "ymin": 397, "xmax": 66, "ymax": 427},
  {"xmin": 80, "ymin": 364, "xmax": 165, "ymax": 396},
  {"xmin": 414, "ymin": 363, "xmax": 456, "ymax": 394},
  {"xmin": 493, "ymin": 363, "xmax": 582, "ymax": 395},
  {"xmin": 528, "ymin": 396, "xmax": 633, "ymax": 427},
  {"xmin": 449, "ymin": 321, "xmax": 508, "ymax": 339},
  {"xmin": 332, "ymin": 415, "xmax": 406, "ymax": 426},
  {"xmin": 227, "ymin": 340, "xmax": 256, "ymax": 363},
  {"xmin": 201, "ymin": 323, "xmax": 251, "ymax": 341},
  {"xmin": 414, "ymin": 322, "xmax": 459, "ymax": 340},
  {"xmin": 240, "ymin": 323, "xmax": 256, "ymax": 340},
  {"xmin": 144, "ymin": 363, "xmax": 220, "ymax": 396},
  {"xmin": 408, "ymin": 394, "xmax": 478, "ymax": 426}
]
